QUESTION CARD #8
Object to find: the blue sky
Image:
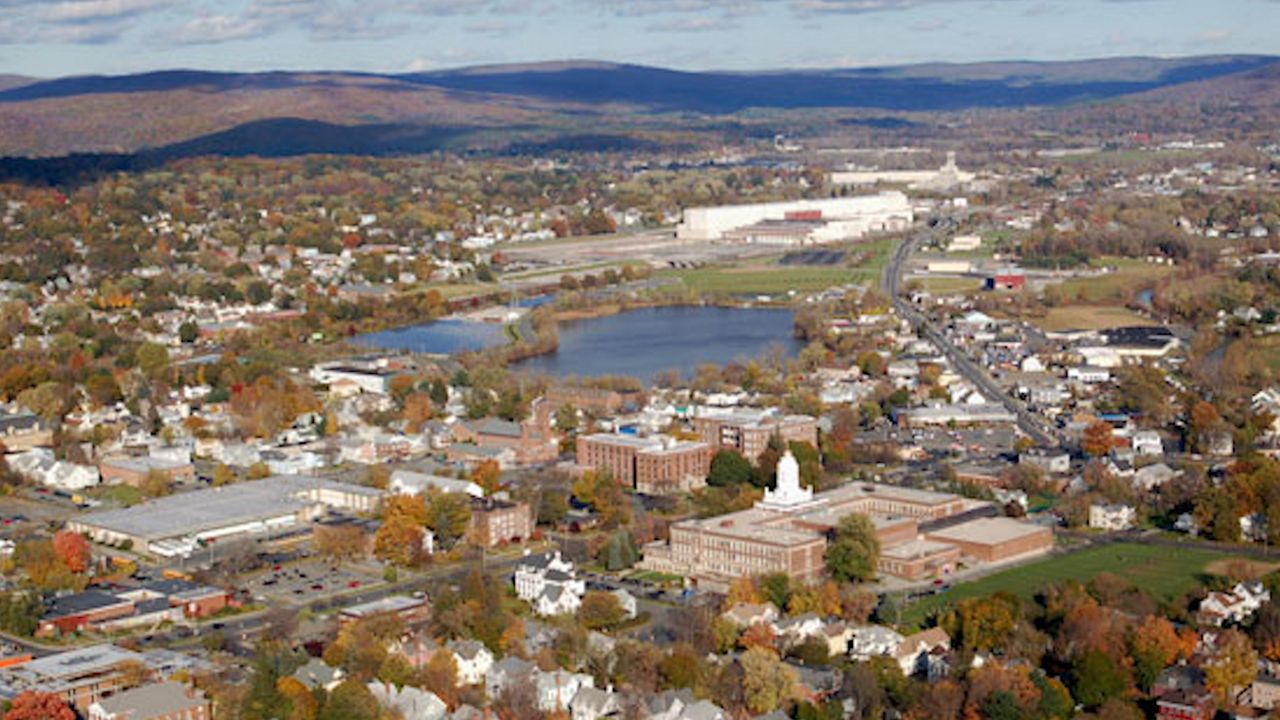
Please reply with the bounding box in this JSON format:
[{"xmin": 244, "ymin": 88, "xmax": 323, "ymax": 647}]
[{"xmin": 1, "ymin": 0, "xmax": 1276, "ymax": 78}]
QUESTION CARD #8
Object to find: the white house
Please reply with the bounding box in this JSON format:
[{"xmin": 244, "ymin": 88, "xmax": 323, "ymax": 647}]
[
  {"xmin": 366, "ymin": 682, "xmax": 447, "ymax": 720},
  {"xmin": 8, "ymin": 449, "xmax": 99, "ymax": 491},
  {"xmin": 534, "ymin": 669, "xmax": 594, "ymax": 713},
  {"xmin": 894, "ymin": 627, "xmax": 950, "ymax": 677},
  {"xmin": 514, "ymin": 551, "xmax": 586, "ymax": 617},
  {"xmin": 1132, "ymin": 430, "xmax": 1164, "ymax": 457},
  {"xmin": 447, "ymin": 639, "xmax": 494, "ymax": 686},
  {"xmin": 1089, "ymin": 503, "xmax": 1136, "ymax": 531},
  {"xmin": 1132, "ymin": 463, "xmax": 1178, "ymax": 492},
  {"xmin": 849, "ymin": 625, "xmax": 905, "ymax": 661},
  {"xmin": 1198, "ymin": 582, "xmax": 1271, "ymax": 627}
]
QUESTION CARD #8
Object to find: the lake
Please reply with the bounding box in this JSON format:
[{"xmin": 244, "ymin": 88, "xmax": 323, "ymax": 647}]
[
  {"xmin": 353, "ymin": 318, "xmax": 507, "ymax": 355},
  {"xmin": 514, "ymin": 306, "xmax": 802, "ymax": 382},
  {"xmin": 352, "ymin": 305, "xmax": 804, "ymax": 382}
]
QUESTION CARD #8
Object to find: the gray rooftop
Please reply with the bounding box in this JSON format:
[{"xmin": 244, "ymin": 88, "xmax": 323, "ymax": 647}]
[{"xmin": 71, "ymin": 476, "xmax": 382, "ymax": 542}]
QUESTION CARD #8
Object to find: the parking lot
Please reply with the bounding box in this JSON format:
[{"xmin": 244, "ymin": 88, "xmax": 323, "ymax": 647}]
[{"xmin": 240, "ymin": 557, "xmax": 385, "ymax": 605}]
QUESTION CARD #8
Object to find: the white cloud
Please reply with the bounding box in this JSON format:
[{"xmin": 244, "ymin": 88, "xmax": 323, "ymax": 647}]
[
  {"xmin": 41, "ymin": 0, "xmax": 172, "ymax": 23},
  {"xmin": 172, "ymin": 14, "xmax": 270, "ymax": 44}
]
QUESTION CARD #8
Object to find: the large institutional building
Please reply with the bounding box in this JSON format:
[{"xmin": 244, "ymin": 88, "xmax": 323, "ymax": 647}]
[
  {"xmin": 676, "ymin": 192, "xmax": 913, "ymax": 245},
  {"xmin": 576, "ymin": 433, "xmax": 712, "ymax": 495},
  {"xmin": 691, "ymin": 408, "xmax": 818, "ymax": 462},
  {"xmin": 640, "ymin": 450, "xmax": 1052, "ymax": 590}
]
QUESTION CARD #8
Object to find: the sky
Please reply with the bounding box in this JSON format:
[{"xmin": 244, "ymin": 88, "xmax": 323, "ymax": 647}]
[{"xmin": 0, "ymin": 0, "xmax": 1277, "ymax": 78}]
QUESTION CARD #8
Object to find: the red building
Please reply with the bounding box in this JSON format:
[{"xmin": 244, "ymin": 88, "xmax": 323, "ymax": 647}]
[
  {"xmin": 985, "ymin": 272, "xmax": 1026, "ymax": 291},
  {"xmin": 1156, "ymin": 690, "xmax": 1215, "ymax": 720}
]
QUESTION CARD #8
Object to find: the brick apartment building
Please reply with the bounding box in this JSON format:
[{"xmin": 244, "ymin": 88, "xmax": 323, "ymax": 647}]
[
  {"xmin": 98, "ymin": 456, "xmax": 195, "ymax": 488},
  {"xmin": 576, "ymin": 433, "xmax": 711, "ymax": 495},
  {"xmin": 469, "ymin": 498, "xmax": 534, "ymax": 546},
  {"xmin": 691, "ymin": 409, "xmax": 818, "ymax": 462}
]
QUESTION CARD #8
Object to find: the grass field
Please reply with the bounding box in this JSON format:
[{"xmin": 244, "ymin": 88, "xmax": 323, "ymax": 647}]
[
  {"xmin": 1054, "ymin": 257, "xmax": 1175, "ymax": 303},
  {"xmin": 898, "ymin": 542, "xmax": 1235, "ymax": 628},
  {"xmin": 914, "ymin": 276, "xmax": 984, "ymax": 295},
  {"xmin": 1031, "ymin": 305, "xmax": 1156, "ymax": 331},
  {"xmin": 666, "ymin": 237, "xmax": 897, "ymax": 296}
]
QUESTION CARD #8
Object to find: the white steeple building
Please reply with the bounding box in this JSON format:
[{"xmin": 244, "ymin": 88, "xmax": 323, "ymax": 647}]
[{"xmin": 756, "ymin": 449, "xmax": 823, "ymax": 512}]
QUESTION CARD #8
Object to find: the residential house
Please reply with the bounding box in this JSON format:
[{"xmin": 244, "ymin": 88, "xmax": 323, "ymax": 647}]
[
  {"xmin": 447, "ymin": 640, "xmax": 494, "ymax": 686},
  {"xmin": 1198, "ymin": 582, "xmax": 1272, "ymax": 627},
  {"xmin": 1089, "ymin": 503, "xmax": 1136, "ymax": 531},
  {"xmin": 721, "ymin": 602, "xmax": 779, "ymax": 628},
  {"xmin": 514, "ymin": 552, "xmax": 585, "ymax": 617},
  {"xmin": 895, "ymin": 627, "xmax": 950, "ymax": 678},
  {"xmin": 848, "ymin": 626, "xmax": 905, "ymax": 662},
  {"xmin": 1019, "ymin": 448, "xmax": 1070, "ymax": 474},
  {"xmin": 366, "ymin": 682, "xmax": 447, "ymax": 720},
  {"xmin": 293, "ymin": 658, "xmax": 344, "ymax": 691},
  {"xmin": 570, "ymin": 686, "xmax": 619, "ymax": 720},
  {"xmin": 1133, "ymin": 430, "xmax": 1165, "ymax": 457}
]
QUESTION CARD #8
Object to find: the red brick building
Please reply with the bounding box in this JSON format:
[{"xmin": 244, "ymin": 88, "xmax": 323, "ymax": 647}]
[
  {"xmin": 691, "ymin": 409, "xmax": 818, "ymax": 462},
  {"xmin": 576, "ymin": 433, "xmax": 711, "ymax": 495},
  {"xmin": 99, "ymin": 456, "xmax": 195, "ymax": 488},
  {"xmin": 469, "ymin": 498, "xmax": 534, "ymax": 546}
]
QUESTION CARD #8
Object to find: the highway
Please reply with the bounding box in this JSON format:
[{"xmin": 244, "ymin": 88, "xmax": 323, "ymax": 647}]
[{"xmin": 882, "ymin": 231, "xmax": 1059, "ymax": 448}]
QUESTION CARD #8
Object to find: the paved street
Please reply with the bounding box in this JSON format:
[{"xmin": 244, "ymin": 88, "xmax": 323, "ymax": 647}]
[{"xmin": 882, "ymin": 231, "xmax": 1058, "ymax": 447}]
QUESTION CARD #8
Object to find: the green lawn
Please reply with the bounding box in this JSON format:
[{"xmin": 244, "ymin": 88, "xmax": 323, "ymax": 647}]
[
  {"xmin": 1054, "ymin": 256, "xmax": 1175, "ymax": 303},
  {"xmin": 666, "ymin": 237, "xmax": 898, "ymax": 296},
  {"xmin": 898, "ymin": 542, "xmax": 1234, "ymax": 628}
]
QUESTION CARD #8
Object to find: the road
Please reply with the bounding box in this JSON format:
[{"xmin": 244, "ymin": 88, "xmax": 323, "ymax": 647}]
[{"xmin": 882, "ymin": 232, "xmax": 1059, "ymax": 447}]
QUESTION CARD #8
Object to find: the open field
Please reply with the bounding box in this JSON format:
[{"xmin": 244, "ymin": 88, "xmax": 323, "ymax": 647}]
[
  {"xmin": 666, "ymin": 237, "xmax": 897, "ymax": 295},
  {"xmin": 1054, "ymin": 257, "xmax": 1175, "ymax": 303},
  {"xmin": 898, "ymin": 542, "xmax": 1235, "ymax": 628},
  {"xmin": 913, "ymin": 276, "xmax": 984, "ymax": 295},
  {"xmin": 1030, "ymin": 305, "xmax": 1156, "ymax": 331}
]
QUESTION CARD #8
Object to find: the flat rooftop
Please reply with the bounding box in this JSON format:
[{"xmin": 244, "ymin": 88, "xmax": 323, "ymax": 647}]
[
  {"xmin": 926, "ymin": 517, "xmax": 1050, "ymax": 545},
  {"xmin": 19, "ymin": 644, "xmax": 142, "ymax": 680},
  {"xmin": 880, "ymin": 539, "xmax": 957, "ymax": 560},
  {"xmin": 72, "ymin": 476, "xmax": 380, "ymax": 542},
  {"xmin": 340, "ymin": 595, "xmax": 426, "ymax": 617}
]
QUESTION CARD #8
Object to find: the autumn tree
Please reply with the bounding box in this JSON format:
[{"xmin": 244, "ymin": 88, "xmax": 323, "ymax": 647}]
[
  {"xmin": 1082, "ymin": 421, "xmax": 1114, "ymax": 457},
  {"xmin": 373, "ymin": 494, "xmax": 428, "ymax": 567},
  {"xmin": 470, "ymin": 459, "xmax": 502, "ymax": 497},
  {"xmin": 1205, "ymin": 628, "xmax": 1258, "ymax": 704},
  {"xmin": 579, "ymin": 590, "xmax": 626, "ymax": 630},
  {"xmin": 276, "ymin": 676, "xmax": 317, "ymax": 720},
  {"xmin": 740, "ymin": 646, "xmax": 798, "ymax": 714},
  {"xmin": 1130, "ymin": 614, "xmax": 1183, "ymax": 690},
  {"xmin": 313, "ymin": 524, "xmax": 367, "ymax": 565},
  {"xmin": 401, "ymin": 392, "xmax": 434, "ymax": 433},
  {"xmin": 51, "ymin": 531, "xmax": 91, "ymax": 574},
  {"xmin": 317, "ymin": 679, "xmax": 380, "ymax": 720},
  {"xmin": 423, "ymin": 488, "xmax": 473, "ymax": 549},
  {"xmin": 421, "ymin": 649, "xmax": 459, "ymax": 707},
  {"xmin": 2, "ymin": 691, "xmax": 75, "ymax": 720},
  {"xmin": 825, "ymin": 513, "xmax": 880, "ymax": 582}
]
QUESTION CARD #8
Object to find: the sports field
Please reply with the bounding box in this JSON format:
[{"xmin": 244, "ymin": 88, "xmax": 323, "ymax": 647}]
[{"xmin": 899, "ymin": 542, "xmax": 1235, "ymax": 627}]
